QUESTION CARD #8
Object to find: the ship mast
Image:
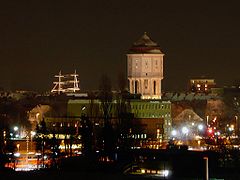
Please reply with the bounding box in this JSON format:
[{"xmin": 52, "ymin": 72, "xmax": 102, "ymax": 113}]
[{"xmin": 51, "ymin": 70, "xmax": 80, "ymax": 94}]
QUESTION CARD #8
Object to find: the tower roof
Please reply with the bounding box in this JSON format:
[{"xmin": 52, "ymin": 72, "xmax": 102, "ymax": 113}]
[{"xmin": 128, "ymin": 32, "xmax": 163, "ymax": 54}]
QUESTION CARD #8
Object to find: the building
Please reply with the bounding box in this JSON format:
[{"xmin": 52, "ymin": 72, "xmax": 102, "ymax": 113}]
[
  {"xmin": 189, "ymin": 77, "xmax": 216, "ymax": 93},
  {"xmin": 67, "ymin": 98, "xmax": 172, "ymax": 147},
  {"xmin": 127, "ymin": 32, "xmax": 164, "ymax": 99},
  {"xmin": 37, "ymin": 33, "xmax": 170, "ymax": 151}
]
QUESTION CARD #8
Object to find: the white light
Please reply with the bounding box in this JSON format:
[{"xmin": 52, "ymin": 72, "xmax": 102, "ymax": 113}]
[
  {"xmin": 182, "ymin": 127, "xmax": 189, "ymax": 134},
  {"xmin": 198, "ymin": 124, "xmax": 204, "ymax": 131},
  {"xmin": 31, "ymin": 131, "xmax": 36, "ymax": 136},
  {"xmin": 14, "ymin": 152, "xmax": 20, "ymax": 157},
  {"xmin": 215, "ymin": 131, "xmax": 220, "ymax": 136},
  {"xmin": 13, "ymin": 126, "xmax": 19, "ymax": 131},
  {"xmin": 163, "ymin": 170, "xmax": 169, "ymax": 177},
  {"xmin": 171, "ymin": 130, "xmax": 177, "ymax": 136}
]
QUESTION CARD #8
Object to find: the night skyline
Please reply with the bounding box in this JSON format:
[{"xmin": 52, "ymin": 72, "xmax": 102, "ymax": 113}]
[{"xmin": 1, "ymin": 1, "xmax": 240, "ymax": 92}]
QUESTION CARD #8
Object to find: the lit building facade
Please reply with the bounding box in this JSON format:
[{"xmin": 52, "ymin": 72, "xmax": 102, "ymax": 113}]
[
  {"xmin": 189, "ymin": 78, "xmax": 216, "ymax": 93},
  {"xmin": 127, "ymin": 32, "xmax": 164, "ymax": 99},
  {"xmin": 67, "ymin": 98, "xmax": 172, "ymax": 145}
]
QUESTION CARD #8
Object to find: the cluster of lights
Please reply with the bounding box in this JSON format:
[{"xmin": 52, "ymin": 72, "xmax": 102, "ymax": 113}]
[
  {"xmin": 171, "ymin": 123, "xmax": 205, "ymax": 138},
  {"xmin": 140, "ymin": 169, "xmax": 170, "ymax": 177},
  {"xmin": 11, "ymin": 126, "xmax": 20, "ymax": 139}
]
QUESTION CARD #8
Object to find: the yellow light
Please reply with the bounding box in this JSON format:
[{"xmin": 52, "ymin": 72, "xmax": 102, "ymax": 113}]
[
  {"xmin": 151, "ymin": 170, "xmax": 156, "ymax": 174},
  {"xmin": 141, "ymin": 169, "xmax": 145, "ymax": 174},
  {"xmin": 30, "ymin": 131, "xmax": 36, "ymax": 136},
  {"xmin": 198, "ymin": 140, "xmax": 201, "ymax": 145}
]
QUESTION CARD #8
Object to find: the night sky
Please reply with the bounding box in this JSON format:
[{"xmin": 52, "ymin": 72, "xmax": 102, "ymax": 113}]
[{"xmin": 1, "ymin": 1, "xmax": 240, "ymax": 92}]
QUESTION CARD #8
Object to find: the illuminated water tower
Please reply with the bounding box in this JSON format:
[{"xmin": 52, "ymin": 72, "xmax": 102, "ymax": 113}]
[{"xmin": 127, "ymin": 32, "xmax": 164, "ymax": 99}]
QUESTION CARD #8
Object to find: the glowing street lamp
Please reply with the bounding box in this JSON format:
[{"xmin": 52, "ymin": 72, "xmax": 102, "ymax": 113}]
[
  {"xmin": 30, "ymin": 131, "xmax": 36, "ymax": 152},
  {"xmin": 198, "ymin": 124, "xmax": 204, "ymax": 131},
  {"xmin": 182, "ymin": 127, "xmax": 189, "ymax": 135},
  {"xmin": 171, "ymin": 129, "xmax": 177, "ymax": 137},
  {"xmin": 13, "ymin": 126, "xmax": 19, "ymax": 131},
  {"xmin": 31, "ymin": 131, "xmax": 36, "ymax": 136},
  {"xmin": 13, "ymin": 126, "xmax": 20, "ymax": 139},
  {"xmin": 206, "ymin": 115, "xmax": 209, "ymax": 127}
]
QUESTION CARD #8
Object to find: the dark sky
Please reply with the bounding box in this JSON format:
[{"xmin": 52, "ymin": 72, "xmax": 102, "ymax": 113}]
[{"xmin": 1, "ymin": 1, "xmax": 240, "ymax": 92}]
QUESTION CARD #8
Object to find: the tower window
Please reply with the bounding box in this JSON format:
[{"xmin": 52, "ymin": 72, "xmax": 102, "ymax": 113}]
[
  {"xmin": 153, "ymin": 81, "xmax": 156, "ymax": 95},
  {"xmin": 135, "ymin": 81, "xmax": 139, "ymax": 94}
]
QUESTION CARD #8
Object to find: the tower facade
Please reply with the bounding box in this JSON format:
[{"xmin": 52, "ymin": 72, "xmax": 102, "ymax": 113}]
[{"xmin": 127, "ymin": 32, "xmax": 164, "ymax": 99}]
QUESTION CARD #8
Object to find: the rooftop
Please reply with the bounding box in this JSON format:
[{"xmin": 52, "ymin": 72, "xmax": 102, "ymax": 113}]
[{"xmin": 128, "ymin": 32, "xmax": 163, "ymax": 54}]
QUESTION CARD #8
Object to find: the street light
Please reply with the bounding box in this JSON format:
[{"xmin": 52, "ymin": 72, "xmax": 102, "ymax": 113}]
[
  {"xmin": 26, "ymin": 135, "xmax": 29, "ymax": 165},
  {"xmin": 171, "ymin": 129, "xmax": 177, "ymax": 137},
  {"xmin": 13, "ymin": 126, "xmax": 20, "ymax": 139},
  {"xmin": 204, "ymin": 157, "xmax": 209, "ymax": 180},
  {"xmin": 181, "ymin": 127, "xmax": 189, "ymax": 145},
  {"xmin": 198, "ymin": 124, "xmax": 204, "ymax": 131},
  {"xmin": 182, "ymin": 127, "xmax": 189, "ymax": 135},
  {"xmin": 206, "ymin": 115, "xmax": 209, "ymax": 127},
  {"xmin": 30, "ymin": 131, "xmax": 36, "ymax": 152},
  {"xmin": 13, "ymin": 126, "xmax": 18, "ymax": 131}
]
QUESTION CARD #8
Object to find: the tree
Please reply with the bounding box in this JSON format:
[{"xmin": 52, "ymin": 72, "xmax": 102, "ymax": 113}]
[
  {"xmin": 81, "ymin": 115, "xmax": 93, "ymax": 156},
  {"xmin": 98, "ymin": 74, "xmax": 116, "ymax": 155},
  {"xmin": 35, "ymin": 119, "xmax": 47, "ymax": 167},
  {"xmin": 50, "ymin": 133, "xmax": 59, "ymax": 168}
]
